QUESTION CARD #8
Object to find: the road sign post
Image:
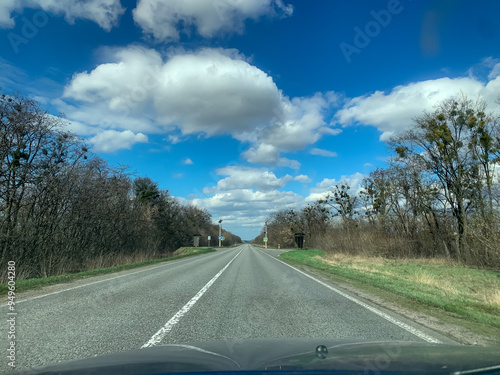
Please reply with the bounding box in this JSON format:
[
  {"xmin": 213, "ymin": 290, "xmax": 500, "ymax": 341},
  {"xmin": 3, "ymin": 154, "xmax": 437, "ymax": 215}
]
[
  {"xmin": 218, "ymin": 220, "xmax": 223, "ymax": 247},
  {"xmin": 265, "ymin": 221, "xmax": 268, "ymax": 248}
]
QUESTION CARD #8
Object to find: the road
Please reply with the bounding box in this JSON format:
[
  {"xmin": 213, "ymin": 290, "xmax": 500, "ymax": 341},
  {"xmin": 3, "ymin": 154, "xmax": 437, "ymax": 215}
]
[{"xmin": 1, "ymin": 244, "xmax": 454, "ymax": 371}]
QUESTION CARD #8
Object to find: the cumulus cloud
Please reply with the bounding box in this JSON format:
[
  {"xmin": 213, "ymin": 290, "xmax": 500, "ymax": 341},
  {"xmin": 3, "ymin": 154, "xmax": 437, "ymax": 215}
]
[
  {"xmin": 189, "ymin": 188, "xmax": 301, "ymax": 233},
  {"xmin": 184, "ymin": 163, "xmax": 312, "ymax": 238},
  {"xmin": 310, "ymin": 148, "xmax": 337, "ymax": 157},
  {"xmin": 335, "ymin": 74, "xmax": 500, "ymax": 140},
  {"xmin": 0, "ymin": 0, "xmax": 124, "ymax": 30},
  {"xmin": 63, "ymin": 46, "xmax": 282, "ymax": 136},
  {"xmin": 243, "ymin": 143, "xmax": 279, "ymax": 165},
  {"xmin": 242, "ymin": 143, "xmax": 300, "ymax": 169},
  {"xmin": 203, "ymin": 166, "xmax": 293, "ymax": 193},
  {"xmin": 258, "ymin": 92, "xmax": 340, "ymax": 151},
  {"xmin": 61, "ymin": 45, "xmax": 340, "ymax": 162},
  {"xmin": 305, "ymin": 173, "xmax": 366, "ymax": 203},
  {"xmin": 89, "ymin": 130, "xmax": 148, "ymax": 152},
  {"xmin": 183, "ymin": 168, "xmax": 367, "ymax": 238},
  {"xmin": 183, "ymin": 158, "xmax": 194, "ymax": 165},
  {"xmin": 293, "ymin": 174, "xmax": 311, "ymax": 183},
  {"xmin": 277, "ymin": 157, "xmax": 301, "ymax": 170},
  {"xmin": 239, "ymin": 92, "xmax": 340, "ymax": 168},
  {"xmin": 133, "ymin": 0, "xmax": 293, "ymax": 43}
]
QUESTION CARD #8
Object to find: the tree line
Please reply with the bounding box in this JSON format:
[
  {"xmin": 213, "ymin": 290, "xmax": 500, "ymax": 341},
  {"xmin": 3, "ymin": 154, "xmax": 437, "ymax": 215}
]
[
  {"xmin": 0, "ymin": 91, "xmax": 241, "ymax": 281},
  {"xmin": 254, "ymin": 94, "xmax": 500, "ymax": 268}
]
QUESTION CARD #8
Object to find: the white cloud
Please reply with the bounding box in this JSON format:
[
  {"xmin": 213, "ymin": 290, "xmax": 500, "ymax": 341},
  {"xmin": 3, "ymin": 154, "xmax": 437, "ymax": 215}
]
[
  {"xmin": 61, "ymin": 45, "xmax": 341, "ymax": 164},
  {"xmin": 183, "ymin": 158, "xmax": 194, "ymax": 165},
  {"xmin": 293, "ymin": 174, "xmax": 311, "ymax": 183},
  {"xmin": 184, "ymin": 163, "xmax": 311, "ymax": 239},
  {"xmin": 64, "ymin": 119, "xmax": 98, "ymax": 136},
  {"xmin": 239, "ymin": 92, "xmax": 340, "ymax": 168},
  {"xmin": 243, "ymin": 143, "xmax": 279, "ymax": 165},
  {"xmin": 335, "ymin": 74, "xmax": 500, "ymax": 141},
  {"xmin": 478, "ymin": 57, "xmax": 500, "ymax": 80},
  {"xmin": 242, "ymin": 143, "xmax": 300, "ymax": 169},
  {"xmin": 188, "ymin": 188, "xmax": 302, "ymax": 236},
  {"xmin": 89, "ymin": 130, "xmax": 148, "ymax": 152},
  {"xmin": 168, "ymin": 135, "xmax": 181, "ymax": 144},
  {"xmin": 182, "ymin": 161, "xmax": 365, "ymax": 238},
  {"xmin": 277, "ymin": 157, "xmax": 301, "ymax": 170},
  {"xmin": 133, "ymin": 0, "xmax": 293, "ymax": 43},
  {"xmin": 187, "ymin": 169, "xmax": 367, "ymax": 239},
  {"xmin": 63, "ymin": 46, "xmax": 282, "ymax": 137},
  {"xmin": 310, "ymin": 148, "xmax": 337, "ymax": 157},
  {"xmin": 257, "ymin": 92, "xmax": 340, "ymax": 151},
  {"xmin": 204, "ymin": 166, "xmax": 293, "ymax": 193},
  {"xmin": 0, "ymin": 0, "xmax": 124, "ymax": 30},
  {"xmin": 0, "ymin": 0, "xmax": 16, "ymax": 28},
  {"xmin": 305, "ymin": 173, "xmax": 366, "ymax": 203},
  {"xmin": 43, "ymin": 114, "xmax": 98, "ymax": 137},
  {"xmin": 488, "ymin": 64, "xmax": 500, "ymax": 81}
]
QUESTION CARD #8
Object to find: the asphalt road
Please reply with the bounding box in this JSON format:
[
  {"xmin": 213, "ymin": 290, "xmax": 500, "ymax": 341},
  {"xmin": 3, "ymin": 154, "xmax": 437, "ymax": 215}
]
[{"xmin": 1, "ymin": 244, "xmax": 454, "ymax": 372}]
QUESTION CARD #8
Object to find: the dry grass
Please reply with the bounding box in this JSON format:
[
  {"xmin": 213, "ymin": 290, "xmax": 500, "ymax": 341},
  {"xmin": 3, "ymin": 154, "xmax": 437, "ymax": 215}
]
[
  {"xmin": 484, "ymin": 289, "xmax": 500, "ymax": 308},
  {"xmin": 83, "ymin": 252, "xmax": 159, "ymax": 270},
  {"xmin": 408, "ymin": 270, "xmax": 460, "ymax": 295},
  {"xmin": 318, "ymin": 253, "xmax": 487, "ymax": 298}
]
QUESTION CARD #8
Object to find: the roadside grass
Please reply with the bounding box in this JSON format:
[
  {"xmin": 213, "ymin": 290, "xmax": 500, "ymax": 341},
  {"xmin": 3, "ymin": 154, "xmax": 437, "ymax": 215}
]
[
  {"xmin": 280, "ymin": 249, "xmax": 500, "ymax": 334},
  {"xmin": 0, "ymin": 247, "xmax": 216, "ymax": 297}
]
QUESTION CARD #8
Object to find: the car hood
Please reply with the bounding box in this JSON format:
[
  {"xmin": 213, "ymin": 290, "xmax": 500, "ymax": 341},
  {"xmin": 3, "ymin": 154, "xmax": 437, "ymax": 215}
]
[{"xmin": 18, "ymin": 338, "xmax": 500, "ymax": 374}]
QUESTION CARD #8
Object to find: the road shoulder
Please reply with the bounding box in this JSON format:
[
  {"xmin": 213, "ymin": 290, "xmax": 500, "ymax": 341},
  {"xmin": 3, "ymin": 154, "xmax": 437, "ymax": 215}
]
[{"xmin": 260, "ymin": 246, "xmax": 499, "ymax": 346}]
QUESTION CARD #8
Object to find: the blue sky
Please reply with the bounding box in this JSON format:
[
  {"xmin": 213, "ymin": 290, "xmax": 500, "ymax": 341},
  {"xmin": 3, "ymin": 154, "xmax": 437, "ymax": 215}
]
[{"xmin": 1, "ymin": 0, "xmax": 499, "ymax": 240}]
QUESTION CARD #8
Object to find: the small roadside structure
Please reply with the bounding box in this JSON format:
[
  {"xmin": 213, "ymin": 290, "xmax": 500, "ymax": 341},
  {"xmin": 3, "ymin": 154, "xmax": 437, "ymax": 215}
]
[
  {"xmin": 294, "ymin": 233, "xmax": 305, "ymax": 249},
  {"xmin": 193, "ymin": 233, "xmax": 202, "ymax": 247}
]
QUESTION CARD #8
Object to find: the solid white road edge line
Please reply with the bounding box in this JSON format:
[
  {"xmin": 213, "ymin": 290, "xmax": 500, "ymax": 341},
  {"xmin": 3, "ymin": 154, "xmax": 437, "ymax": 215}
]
[
  {"xmin": 0, "ymin": 249, "xmax": 222, "ymax": 307},
  {"xmin": 259, "ymin": 249, "xmax": 442, "ymax": 344},
  {"xmin": 141, "ymin": 249, "xmax": 243, "ymax": 348}
]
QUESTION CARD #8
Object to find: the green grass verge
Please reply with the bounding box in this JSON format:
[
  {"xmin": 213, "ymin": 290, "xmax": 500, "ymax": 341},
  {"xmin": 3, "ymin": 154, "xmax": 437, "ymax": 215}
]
[
  {"xmin": 280, "ymin": 249, "xmax": 500, "ymax": 330},
  {"xmin": 0, "ymin": 247, "xmax": 216, "ymax": 296}
]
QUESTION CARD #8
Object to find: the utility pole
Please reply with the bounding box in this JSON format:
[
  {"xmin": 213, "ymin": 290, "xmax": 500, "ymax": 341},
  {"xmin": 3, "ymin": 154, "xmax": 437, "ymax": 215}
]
[
  {"xmin": 218, "ymin": 219, "xmax": 223, "ymax": 247},
  {"xmin": 265, "ymin": 220, "xmax": 268, "ymax": 249}
]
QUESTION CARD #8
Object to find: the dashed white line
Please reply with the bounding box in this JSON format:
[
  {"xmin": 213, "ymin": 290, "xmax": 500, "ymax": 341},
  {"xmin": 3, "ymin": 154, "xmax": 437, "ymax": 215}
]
[
  {"xmin": 142, "ymin": 249, "xmax": 243, "ymax": 348},
  {"xmin": 259, "ymin": 249, "xmax": 442, "ymax": 344}
]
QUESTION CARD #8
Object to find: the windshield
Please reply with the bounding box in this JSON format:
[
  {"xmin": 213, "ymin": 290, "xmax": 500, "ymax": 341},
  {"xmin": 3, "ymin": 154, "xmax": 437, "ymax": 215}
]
[{"xmin": 1, "ymin": 0, "xmax": 500, "ymax": 373}]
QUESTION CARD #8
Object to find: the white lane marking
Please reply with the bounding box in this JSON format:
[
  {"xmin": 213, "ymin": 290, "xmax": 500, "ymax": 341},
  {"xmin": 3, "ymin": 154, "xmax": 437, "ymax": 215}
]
[
  {"xmin": 142, "ymin": 249, "xmax": 243, "ymax": 348},
  {"xmin": 258, "ymin": 249, "xmax": 442, "ymax": 344},
  {"xmin": 0, "ymin": 250, "xmax": 224, "ymax": 307}
]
